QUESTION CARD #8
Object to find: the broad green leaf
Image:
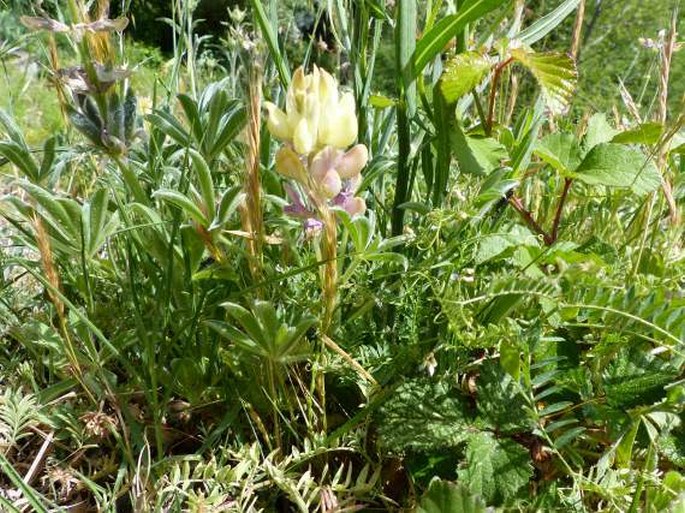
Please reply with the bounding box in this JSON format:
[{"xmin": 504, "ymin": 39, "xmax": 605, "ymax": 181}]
[
  {"xmin": 511, "ymin": 47, "xmax": 577, "ymax": 115},
  {"xmin": 440, "ymin": 52, "xmax": 492, "ymax": 103},
  {"xmin": 452, "ymin": 121, "xmax": 508, "ymax": 175},
  {"xmin": 377, "ymin": 380, "xmax": 471, "ymax": 452},
  {"xmin": 518, "ymin": 0, "xmax": 581, "ymax": 45},
  {"xmin": 583, "ymin": 113, "xmax": 619, "ymax": 153},
  {"xmin": 413, "ymin": 0, "xmax": 508, "ymax": 77},
  {"xmin": 612, "ymin": 122, "xmax": 664, "ymax": 145},
  {"xmin": 571, "ymin": 143, "xmax": 661, "ymax": 195},
  {"xmin": 417, "ymin": 479, "xmax": 487, "ymax": 513},
  {"xmin": 458, "ymin": 432, "xmax": 533, "ymax": 504},
  {"xmin": 535, "ymin": 132, "xmax": 581, "ymax": 173}
]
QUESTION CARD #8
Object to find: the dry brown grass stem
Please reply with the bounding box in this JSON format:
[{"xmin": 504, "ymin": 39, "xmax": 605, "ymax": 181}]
[
  {"xmin": 33, "ymin": 214, "xmax": 64, "ymax": 320},
  {"xmin": 242, "ymin": 66, "xmax": 264, "ymax": 281},
  {"xmin": 656, "ymin": 11, "xmax": 679, "ymax": 224},
  {"xmin": 570, "ymin": 0, "xmax": 586, "ymax": 60}
]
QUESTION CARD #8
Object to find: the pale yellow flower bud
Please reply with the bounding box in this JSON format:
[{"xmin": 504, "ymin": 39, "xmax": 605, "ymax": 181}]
[
  {"xmin": 264, "ymin": 66, "xmax": 359, "ymax": 155},
  {"xmin": 293, "ymin": 118, "xmax": 315, "ymax": 155},
  {"xmin": 275, "ymin": 146, "xmax": 307, "ymax": 182},
  {"xmin": 264, "ymin": 102, "xmax": 292, "ymax": 141}
]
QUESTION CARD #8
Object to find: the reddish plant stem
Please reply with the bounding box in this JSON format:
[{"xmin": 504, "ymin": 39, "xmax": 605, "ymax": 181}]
[
  {"xmin": 508, "ymin": 195, "xmax": 552, "ymax": 245},
  {"xmin": 551, "ymin": 178, "xmax": 573, "ymax": 243},
  {"xmin": 486, "ymin": 57, "xmax": 514, "ymax": 135}
]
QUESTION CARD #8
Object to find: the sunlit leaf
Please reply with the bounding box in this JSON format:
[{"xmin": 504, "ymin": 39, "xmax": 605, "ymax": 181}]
[
  {"xmin": 440, "ymin": 52, "xmax": 492, "ymax": 103},
  {"xmin": 511, "ymin": 46, "xmax": 577, "ymax": 115},
  {"xmin": 570, "ymin": 143, "xmax": 661, "ymax": 194}
]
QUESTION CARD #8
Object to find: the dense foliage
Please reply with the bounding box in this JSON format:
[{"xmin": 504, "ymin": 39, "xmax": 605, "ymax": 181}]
[{"xmin": 0, "ymin": 0, "xmax": 683, "ymax": 511}]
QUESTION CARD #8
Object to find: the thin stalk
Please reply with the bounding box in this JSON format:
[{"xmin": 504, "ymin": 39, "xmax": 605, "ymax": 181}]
[
  {"xmin": 508, "ymin": 195, "xmax": 552, "ymax": 245},
  {"xmin": 486, "ymin": 57, "xmax": 514, "ymax": 135},
  {"xmin": 550, "ymin": 178, "xmax": 573, "ymax": 243}
]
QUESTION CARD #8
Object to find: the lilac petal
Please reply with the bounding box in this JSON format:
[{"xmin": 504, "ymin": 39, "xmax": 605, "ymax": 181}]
[{"xmin": 304, "ymin": 218, "xmax": 324, "ymax": 237}]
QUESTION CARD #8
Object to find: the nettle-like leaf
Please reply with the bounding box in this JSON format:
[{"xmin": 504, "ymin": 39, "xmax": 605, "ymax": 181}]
[
  {"xmin": 511, "ymin": 46, "xmax": 577, "ymax": 115},
  {"xmin": 476, "ymin": 361, "xmax": 536, "ymax": 433},
  {"xmin": 417, "ymin": 478, "xmax": 488, "ymax": 513},
  {"xmin": 440, "ymin": 52, "xmax": 493, "ymax": 103},
  {"xmin": 535, "ymin": 132, "xmax": 582, "ymax": 173},
  {"xmin": 377, "ymin": 379, "xmax": 471, "ymax": 453},
  {"xmin": 457, "ymin": 432, "xmax": 533, "ymax": 505},
  {"xmin": 583, "ymin": 113, "xmax": 619, "ymax": 153},
  {"xmin": 611, "ymin": 122, "xmax": 664, "ymax": 145},
  {"xmin": 570, "ymin": 142, "xmax": 661, "ymax": 194},
  {"xmin": 452, "ymin": 121, "xmax": 508, "ymax": 176}
]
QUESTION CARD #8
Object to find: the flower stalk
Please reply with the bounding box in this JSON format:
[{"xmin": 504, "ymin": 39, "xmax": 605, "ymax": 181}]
[{"xmin": 264, "ymin": 66, "xmax": 368, "ymax": 332}]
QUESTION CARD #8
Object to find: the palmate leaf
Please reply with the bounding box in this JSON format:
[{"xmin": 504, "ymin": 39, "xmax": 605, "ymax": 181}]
[
  {"xmin": 511, "ymin": 46, "xmax": 577, "ymax": 115},
  {"xmin": 457, "ymin": 432, "xmax": 533, "ymax": 504},
  {"xmin": 570, "ymin": 143, "xmax": 661, "ymax": 195},
  {"xmin": 417, "ymin": 478, "xmax": 487, "ymax": 513},
  {"xmin": 440, "ymin": 52, "xmax": 492, "ymax": 103}
]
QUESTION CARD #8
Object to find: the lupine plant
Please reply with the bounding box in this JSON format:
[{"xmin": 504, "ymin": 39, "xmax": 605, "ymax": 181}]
[{"xmin": 0, "ymin": 0, "xmax": 683, "ymax": 511}]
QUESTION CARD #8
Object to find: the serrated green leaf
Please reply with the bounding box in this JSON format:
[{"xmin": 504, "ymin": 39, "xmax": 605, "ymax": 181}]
[
  {"xmin": 612, "ymin": 122, "xmax": 664, "ymax": 145},
  {"xmin": 535, "ymin": 132, "xmax": 582, "ymax": 173},
  {"xmin": 511, "ymin": 47, "xmax": 577, "ymax": 115},
  {"xmin": 440, "ymin": 52, "xmax": 492, "ymax": 103},
  {"xmin": 584, "ymin": 113, "xmax": 619, "ymax": 153},
  {"xmin": 571, "ymin": 143, "xmax": 661, "ymax": 194},
  {"xmin": 458, "ymin": 432, "xmax": 533, "ymax": 504},
  {"xmin": 452, "ymin": 121, "xmax": 508, "ymax": 176},
  {"xmin": 417, "ymin": 479, "xmax": 487, "ymax": 513},
  {"xmin": 377, "ymin": 380, "xmax": 471, "ymax": 453}
]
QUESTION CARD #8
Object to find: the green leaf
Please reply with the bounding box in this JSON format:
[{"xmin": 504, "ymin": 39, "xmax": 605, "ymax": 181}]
[
  {"xmin": 511, "ymin": 47, "xmax": 577, "ymax": 115},
  {"xmin": 452, "ymin": 121, "xmax": 508, "ymax": 176},
  {"xmin": 417, "ymin": 479, "xmax": 487, "ymax": 513},
  {"xmin": 458, "ymin": 432, "xmax": 533, "ymax": 504},
  {"xmin": 153, "ymin": 189, "xmax": 209, "ymax": 226},
  {"xmin": 535, "ymin": 132, "xmax": 581, "ymax": 173},
  {"xmin": 377, "ymin": 380, "xmax": 470, "ymax": 453},
  {"xmin": 583, "ymin": 113, "xmax": 619, "ymax": 153},
  {"xmin": 396, "ymin": 0, "xmax": 417, "ymax": 115},
  {"xmin": 518, "ymin": 0, "xmax": 581, "ymax": 46},
  {"xmin": 440, "ymin": 52, "xmax": 492, "ymax": 103},
  {"xmin": 571, "ymin": 143, "xmax": 661, "ymax": 194},
  {"xmin": 369, "ymin": 94, "xmax": 396, "ymax": 109},
  {"xmin": 413, "ymin": 0, "xmax": 508, "ymax": 76},
  {"xmin": 0, "ymin": 141, "xmax": 40, "ymax": 181},
  {"xmin": 612, "ymin": 122, "xmax": 664, "ymax": 145}
]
